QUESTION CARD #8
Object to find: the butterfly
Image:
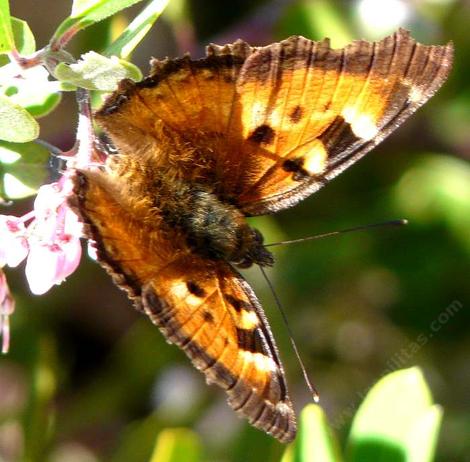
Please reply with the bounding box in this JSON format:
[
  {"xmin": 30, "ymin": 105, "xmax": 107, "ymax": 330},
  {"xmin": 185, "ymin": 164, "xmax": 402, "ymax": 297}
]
[{"xmin": 69, "ymin": 29, "xmax": 452, "ymax": 443}]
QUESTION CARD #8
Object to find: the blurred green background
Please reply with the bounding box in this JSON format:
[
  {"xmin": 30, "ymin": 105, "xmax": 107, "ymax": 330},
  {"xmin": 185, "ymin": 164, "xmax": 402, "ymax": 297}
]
[{"xmin": 1, "ymin": 0, "xmax": 469, "ymax": 461}]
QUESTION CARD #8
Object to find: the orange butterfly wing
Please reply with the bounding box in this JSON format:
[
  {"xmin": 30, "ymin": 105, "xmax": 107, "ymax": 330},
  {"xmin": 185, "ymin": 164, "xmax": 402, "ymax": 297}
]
[
  {"xmin": 74, "ymin": 30, "xmax": 452, "ymax": 442},
  {"xmin": 95, "ymin": 29, "xmax": 452, "ymax": 215},
  {"xmin": 70, "ymin": 170, "xmax": 296, "ymax": 443},
  {"xmin": 235, "ymin": 29, "xmax": 453, "ymax": 213},
  {"xmin": 94, "ymin": 40, "xmax": 256, "ymax": 188}
]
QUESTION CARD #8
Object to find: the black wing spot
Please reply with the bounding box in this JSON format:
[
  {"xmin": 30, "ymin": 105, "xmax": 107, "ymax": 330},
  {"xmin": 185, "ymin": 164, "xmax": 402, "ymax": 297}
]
[
  {"xmin": 203, "ymin": 311, "xmax": 214, "ymax": 323},
  {"xmin": 186, "ymin": 280, "xmax": 206, "ymax": 297},
  {"xmin": 142, "ymin": 286, "xmax": 168, "ymax": 315},
  {"xmin": 289, "ymin": 105, "xmax": 304, "ymax": 123},
  {"xmin": 282, "ymin": 158, "xmax": 310, "ymax": 181},
  {"xmin": 237, "ymin": 327, "xmax": 257, "ymax": 353},
  {"xmin": 226, "ymin": 294, "xmax": 251, "ymax": 312},
  {"xmin": 318, "ymin": 115, "xmax": 360, "ymax": 158},
  {"xmin": 248, "ymin": 124, "xmax": 275, "ymax": 145}
]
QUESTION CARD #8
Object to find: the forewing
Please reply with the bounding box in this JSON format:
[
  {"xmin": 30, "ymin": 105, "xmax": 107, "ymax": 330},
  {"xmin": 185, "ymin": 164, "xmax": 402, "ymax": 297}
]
[
  {"xmin": 94, "ymin": 41, "xmax": 255, "ymax": 186},
  {"xmin": 234, "ymin": 29, "xmax": 453, "ymax": 214},
  {"xmin": 94, "ymin": 29, "xmax": 452, "ymax": 215},
  {"xmin": 69, "ymin": 170, "xmax": 296, "ymax": 443}
]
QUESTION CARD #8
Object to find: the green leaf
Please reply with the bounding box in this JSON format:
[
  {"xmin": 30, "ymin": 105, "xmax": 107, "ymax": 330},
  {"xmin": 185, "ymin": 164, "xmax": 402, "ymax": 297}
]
[
  {"xmin": 0, "ymin": 17, "xmax": 35, "ymax": 65},
  {"xmin": 407, "ymin": 405, "xmax": 443, "ymax": 462},
  {"xmin": 58, "ymin": 81, "xmax": 78, "ymax": 92},
  {"xmin": 54, "ymin": 51, "xmax": 141, "ymax": 90},
  {"xmin": 105, "ymin": 0, "xmax": 170, "ymax": 59},
  {"xmin": 72, "ymin": 0, "xmax": 105, "ymax": 16},
  {"xmin": 0, "ymin": 93, "xmax": 39, "ymax": 142},
  {"xmin": 149, "ymin": 428, "xmax": 202, "ymax": 462},
  {"xmin": 22, "ymin": 92, "xmax": 61, "ymax": 118},
  {"xmin": 281, "ymin": 404, "xmax": 342, "ymax": 462},
  {"xmin": 6, "ymin": 78, "xmax": 62, "ymax": 118},
  {"xmin": 0, "ymin": 51, "xmax": 62, "ymax": 118},
  {"xmin": 0, "ymin": 140, "xmax": 48, "ymax": 199},
  {"xmin": 11, "ymin": 17, "xmax": 35, "ymax": 54},
  {"xmin": 0, "ymin": 0, "xmax": 13, "ymax": 53},
  {"xmin": 51, "ymin": 0, "xmax": 144, "ymax": 47},
  {"xmin": 346, "ymin": 367, "xmax": 442, "ymax": 462}
]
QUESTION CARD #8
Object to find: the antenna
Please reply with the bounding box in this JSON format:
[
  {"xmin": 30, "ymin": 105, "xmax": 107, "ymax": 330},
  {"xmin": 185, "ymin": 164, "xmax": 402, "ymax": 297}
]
[
  {"xmin": 259, "ymin": 265, "xmax": 320, "ymax": 403},
  {"xmin": 265, "ymin": 219, "xmax": 408, "ymax": 248},
  {"xmin": 259, "ymin": 218, "xmax": 408, "ymax": 401}
]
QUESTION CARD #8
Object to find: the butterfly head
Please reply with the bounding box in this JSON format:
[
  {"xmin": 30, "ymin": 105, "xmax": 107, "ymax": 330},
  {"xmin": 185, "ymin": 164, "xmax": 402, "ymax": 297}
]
[{"xmin": 231, "ymin": 226, "xmax": 274, "ymax": 268}]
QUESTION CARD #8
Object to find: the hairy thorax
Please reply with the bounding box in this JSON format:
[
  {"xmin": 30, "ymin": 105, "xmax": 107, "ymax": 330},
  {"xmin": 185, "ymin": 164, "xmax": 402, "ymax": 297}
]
[
  {"xmin": 111, "ymin": 155, "xmax": 274, "ymax": 268},
  {"xmin": 159, "ymin": 180, "xmax": 273, "ymax": 268}
]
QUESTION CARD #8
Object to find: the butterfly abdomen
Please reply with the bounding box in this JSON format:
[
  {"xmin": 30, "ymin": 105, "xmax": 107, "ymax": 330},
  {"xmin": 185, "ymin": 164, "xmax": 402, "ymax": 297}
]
[{"xmin": 152, "ymin": 174, "xmax": 274, "ymax": 268}]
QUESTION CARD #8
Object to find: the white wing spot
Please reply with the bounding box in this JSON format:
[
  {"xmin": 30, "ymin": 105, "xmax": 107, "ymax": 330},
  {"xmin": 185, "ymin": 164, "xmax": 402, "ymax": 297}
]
[
  {"xmin": 172, "ymin": 280, "xmax": 188, "ymax": 298},
  {"xmin": 342, "ymin": 106, "xmax": 379, "ymax": 140},
  {"xmin": 239, "ymin": 309, "xmax": 259, "ymax": 329},
  {"xmin": 241, "ymin": 350, "xmax": 278, "ymax": 373},
  {"xmin": 303, "ymin": 141, "xmax": 328, "ymax": 174},
  {"xmin": 408, "ymin": 85, "xmax": 424, "ymax": 103},
  {"xmin": 171, "ymin": 281, "xmax": 202, "ymax": 306}
]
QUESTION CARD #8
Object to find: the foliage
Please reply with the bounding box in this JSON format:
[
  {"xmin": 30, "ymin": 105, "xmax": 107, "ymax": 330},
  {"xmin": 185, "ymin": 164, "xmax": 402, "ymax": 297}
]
[{"xmin": 282, "ymin": 368, "xmax": 442, "ymax": 462}]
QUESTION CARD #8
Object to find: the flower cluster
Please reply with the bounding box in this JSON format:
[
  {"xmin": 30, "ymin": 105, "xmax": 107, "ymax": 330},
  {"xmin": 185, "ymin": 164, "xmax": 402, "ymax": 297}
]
[
  {"xmin": 0, "ymin": 48, "xmax": 101, "ymax": 354},
  {"xmin": 0, "ymin": 174, "xmax": 83, "ymax": 352}
]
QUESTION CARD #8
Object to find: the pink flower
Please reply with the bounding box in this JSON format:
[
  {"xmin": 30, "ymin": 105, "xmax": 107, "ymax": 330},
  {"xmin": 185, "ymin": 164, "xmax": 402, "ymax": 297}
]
[
  {"xmin": 0, "ymin": 270, "xmax": 15, "ymax": 353},
  {"xmin": 0, "ymin": 176, "xmax": 84, "ymax": 351},
  {"xmin": 24, "ymin": 179, "xmax": 83, "ymax": 295},
  {"xmin": 0, "ymin": 176, "xmax": 83, "ymax": 296},
  {"xmin": 0, "ymin": 216, "xmax": 29, "ymax": 267}
]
